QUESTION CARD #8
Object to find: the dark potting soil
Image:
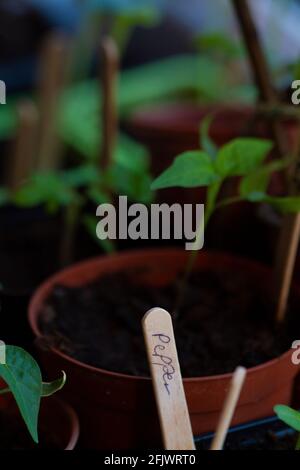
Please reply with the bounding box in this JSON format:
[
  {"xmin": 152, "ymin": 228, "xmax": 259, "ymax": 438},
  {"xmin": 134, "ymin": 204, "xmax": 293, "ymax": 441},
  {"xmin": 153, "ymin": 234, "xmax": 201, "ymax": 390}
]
[
  {"xmin": 196, "ymin": 429, "xmax": 297, "ymax": 450},
  {"xmin": 39, "ymin": 268, "xmax": 299, "ymax": 378},
  {"xmin": 0, "ymin": 411, "xmax": 60, "ymax": 450}
]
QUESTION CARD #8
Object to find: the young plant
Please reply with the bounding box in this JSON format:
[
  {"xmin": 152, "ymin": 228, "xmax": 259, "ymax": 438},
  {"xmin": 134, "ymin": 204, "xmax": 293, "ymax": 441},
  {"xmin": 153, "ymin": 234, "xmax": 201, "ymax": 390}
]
[
  {"xmin": 0, "ymin": 345, "xmax": 65, "ymax": 443},
  {"xmin": 194, "ymin": 31, "xmax": 256, "ymax": 103},
  {"xmin": 151, "ymin": 119, "xmax": 300, "ymax": 313},
  {"xmin": 72, "ymin": 0, "xmax": 159, "ymax": 80},
  {"xmin": 0, "ymin": 136, "xmax": 152, "ymax": 264},
  {"xmin": 274, "ymin": 405, "xmax": 300, "ymax": 450}
]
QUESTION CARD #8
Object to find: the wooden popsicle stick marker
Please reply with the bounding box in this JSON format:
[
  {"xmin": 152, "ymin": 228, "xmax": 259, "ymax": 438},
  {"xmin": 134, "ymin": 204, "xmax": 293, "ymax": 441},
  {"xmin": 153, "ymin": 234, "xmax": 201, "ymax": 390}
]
[
  {"xmin": 7, "ymin": 100, "xmax": 38, "ymax": 191},
  {"xmin": 142, "ymin": 308, "xmax": 195, "ymax": 450},
  {"xmin": 37, "ymin": 34, "xmax": 69, "ymax": 171},
  {"xmin": 100, "ymin": 37, "xmax": 119, "ymax": 171},
  {"xmin": 210, "ymin": 366, "xmax": 246, "ymax": 451},
  {"xmin": 232, "ymin": 0, "xmax": 300, "ymax": 324}
]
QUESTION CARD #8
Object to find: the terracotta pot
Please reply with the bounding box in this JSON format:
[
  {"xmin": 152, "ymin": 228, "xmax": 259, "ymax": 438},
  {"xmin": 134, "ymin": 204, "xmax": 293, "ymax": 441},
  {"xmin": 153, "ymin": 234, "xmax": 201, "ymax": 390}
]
[
  {"xmin": 0, "ymin": 383, "xmax": 80, "ymax": 450},
  {"xmin": 28, "ymin": 249, "xmax": 300, "ymax": 449}
]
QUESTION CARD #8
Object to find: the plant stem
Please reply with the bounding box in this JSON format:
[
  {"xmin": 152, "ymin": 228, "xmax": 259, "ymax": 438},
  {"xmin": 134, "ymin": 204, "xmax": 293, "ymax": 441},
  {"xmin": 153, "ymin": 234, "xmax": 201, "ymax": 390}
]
[
  {"xmin": 59, "ymin": 199, "xmax": 82, "ymax": 268},
  {"xmin": 172, "ymin": 181, "xmax": 221, "ymax": 318},
  {"xmin": 0, "ymin": 388, "xmax": 10, "ymax": 395},
  {"xmin": 215, "ymin": 196, "xmax": 243, "ymax": 210}
]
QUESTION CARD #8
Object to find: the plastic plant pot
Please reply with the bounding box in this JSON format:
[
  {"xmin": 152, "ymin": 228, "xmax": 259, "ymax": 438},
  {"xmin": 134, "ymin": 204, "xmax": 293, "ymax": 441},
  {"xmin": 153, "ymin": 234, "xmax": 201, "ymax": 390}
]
[{"xmin": 28, "ymin": 249, "xmax": 300, "ymax": 449}]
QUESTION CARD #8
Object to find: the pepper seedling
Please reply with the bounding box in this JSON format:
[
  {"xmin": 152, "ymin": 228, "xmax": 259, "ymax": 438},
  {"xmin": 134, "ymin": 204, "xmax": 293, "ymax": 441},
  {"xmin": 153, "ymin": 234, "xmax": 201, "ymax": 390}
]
[
  {"xmin": 274, "ymin": 405, "xmax": 300, "ymax": 450},
  {"xmin": 0, "ymin": 136, "xmax": 152, "ymax": 263},
  {"xmin": 151, "ymin": 118, "xmax": 300, "ymax": 315},
  {"xmin": 0, "ymin": 345, "xmax": 66, "ymax": 444}
]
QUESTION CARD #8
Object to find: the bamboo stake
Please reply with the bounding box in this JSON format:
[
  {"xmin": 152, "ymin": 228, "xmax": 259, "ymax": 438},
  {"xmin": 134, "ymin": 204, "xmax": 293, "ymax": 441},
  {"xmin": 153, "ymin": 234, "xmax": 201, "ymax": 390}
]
[
  {"xmin": 231, "ymin": 0, "xmax": 300, "ymax": 324},
  {"xmin": 36, "ymin": 34, "xmax": 69, "ymax": 172},
  {"xmin": 210, "ymin": 367, "xmax": 246, "ymax": 451},
  {"xmin": 100, "ymin": 37, "xmax": 119, "ymax": 172},
  {"xmin": 142, "ymin": 308, "xmax": 195, "ymax": 450},
  {"xmin": 231, "ymin": 0, "xmax": 286, "ymax": 153},
  {"xmin": 7, "ymin": 100, "xmax": 38, "ymax": 191}
]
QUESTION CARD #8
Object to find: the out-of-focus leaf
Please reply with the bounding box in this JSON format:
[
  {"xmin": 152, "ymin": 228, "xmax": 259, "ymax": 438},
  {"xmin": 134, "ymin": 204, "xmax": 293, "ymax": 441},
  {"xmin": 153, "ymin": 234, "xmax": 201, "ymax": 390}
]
[
  {"xmin": 240, "ymin": 158, "xmax": 291, "ymax": 201},
  {"xmin": 0, "ymin": 188, "xmax": 9, "ymax": 206},
  {"xmin": 194, "ymin": 32, "xmax": 245, "ymax": 60},
  {"xmin": 83, "ymin": 214, "xmax": 116, "ymax": 253},
  {"xmin": 199, "ymin": 115, "xmax": 218, "ymax": 159},
  {"xmin": 62, "ymin": 165, "xmax": 100, "ymax": 187}
]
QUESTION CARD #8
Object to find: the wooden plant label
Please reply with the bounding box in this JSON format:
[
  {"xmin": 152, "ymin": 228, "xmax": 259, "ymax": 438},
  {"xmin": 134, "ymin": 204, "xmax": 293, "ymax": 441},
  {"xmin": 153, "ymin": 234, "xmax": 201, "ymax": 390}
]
[{"xmin": 142, "ymin": 308, "xmax": 195, "ymax": 450}]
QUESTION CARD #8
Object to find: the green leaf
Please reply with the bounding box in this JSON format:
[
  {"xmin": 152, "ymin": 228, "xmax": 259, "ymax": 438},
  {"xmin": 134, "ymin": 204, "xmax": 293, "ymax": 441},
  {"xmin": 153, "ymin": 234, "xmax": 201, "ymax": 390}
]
[
  {"xmin": 41, "ymin": 372, "xmax": 66, "ymax": 397},
  {"xmin": 195, "ymin": 32, "xmax": 244, "ymax": 60},
  {"xmin": 265, "ymin": 196, "xmax": 300, "ymax": 213},
  {"xmin": 62, "ymin": 165, "xmax": 99, "ymax": 188},
  {"xmin": 240, "ymin": 158, "xmax": 291, "ymax": 202},
  {"xmin": 13, "ymin": 173, "xmax": 79, "ymax": 211},
  {"xmin": 0, "ymin": 346, "xmax": 42, "ymax": 443},
  {"xmin": 215, "ymin": 138, "xmax": 273, "ymax": 177},
  {"xmin": 83, "ymin": 215, "xmax": 116, "ymax": 254},
  {"xmin": 87, "ymin": 186, "xmax": 111, "ymax": 205},
  {"xmin": 151, "ymin": 151, "xmax": 218, "ymax": 190},
  {"xmin": 274, "ymin": 405, "xmax": 300, "ymax": 432},
  {"xmin": 0, "ymin": 187, "xmax": 9, "ymax": 206},
  {"xmin": 199, "ymin": 115, "xmax": 218, "ymax": 159}
]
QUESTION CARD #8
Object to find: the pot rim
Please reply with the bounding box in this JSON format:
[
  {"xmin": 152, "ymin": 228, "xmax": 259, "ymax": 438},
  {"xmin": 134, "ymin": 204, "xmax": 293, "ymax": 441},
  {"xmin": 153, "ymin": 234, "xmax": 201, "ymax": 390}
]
[
  {"xmin": 127, "ymin": 103, "xmax": 256, "ymax": 133},
  {"xmin": 53, "ymin": 397, "xmax": 80, "ymax": 450},
  {"xmin": 28, "ymin": 248, "xmax": 295, "ymax": 385}
]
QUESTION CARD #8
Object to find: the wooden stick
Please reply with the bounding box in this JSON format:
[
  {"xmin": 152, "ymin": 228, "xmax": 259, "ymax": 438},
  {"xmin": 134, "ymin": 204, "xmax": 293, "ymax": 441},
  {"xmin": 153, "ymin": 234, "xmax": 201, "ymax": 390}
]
[
  {"xmin": 100, "ymin": 37, "xmax": 119, "ymax": 172},
  {"xmin": 232, "ymin": 0, "xmax": 300, "ymax": 323},
  {"xmin": 142, "ymin": 308, "xmax": 195, "ymax": 450},
  {"xmin": 7, "ymin": 99, "xmax": 38, "ymax": 191},
  {"xmin": 231, "ymin": 0, "xmax": 286, "ymax": 154},
  {"xmin": 36, "ymin": 34, "xmax": 69, "ymax": 172},
  {"xmin": 274, "ymin": 213, "xmax": 300, "ymax": 322},
  {"xmin": 210, "ymin": 367, "xmax": 246, "ymax": 451}
]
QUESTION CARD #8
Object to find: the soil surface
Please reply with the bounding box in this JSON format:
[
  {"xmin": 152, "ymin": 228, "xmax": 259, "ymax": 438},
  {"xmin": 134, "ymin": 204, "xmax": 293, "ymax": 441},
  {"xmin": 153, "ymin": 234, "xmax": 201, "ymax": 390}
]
[
  {"xmin": 197, "ymin": 429, "xmax": 297, "ymax": 450},
  {"xmin": 39, "ymin": 268, "xmax": 298, "ymax": 377},
  {"xmin": 0, "ymin": 411, "xmax": 60, "ymax": 450}
]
